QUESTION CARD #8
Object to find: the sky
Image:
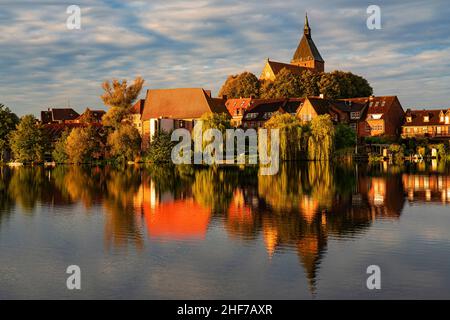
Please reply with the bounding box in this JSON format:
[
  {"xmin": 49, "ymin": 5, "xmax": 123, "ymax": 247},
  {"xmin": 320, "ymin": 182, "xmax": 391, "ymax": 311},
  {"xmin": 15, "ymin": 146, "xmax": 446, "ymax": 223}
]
[{"xmin": 0, "ymin": 0, "xmax": 449, "ymax": 116}]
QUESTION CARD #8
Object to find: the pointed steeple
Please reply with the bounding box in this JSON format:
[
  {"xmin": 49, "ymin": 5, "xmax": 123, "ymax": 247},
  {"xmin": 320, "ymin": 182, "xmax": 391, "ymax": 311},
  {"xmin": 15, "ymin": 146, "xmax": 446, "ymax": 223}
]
[
  {"xmin": 291, "ymin": 12, "xmax": 325, "ymax": 72},
  {"xmin": 304, "ymin": 12, "xmax": 311, "ymax": 38}
]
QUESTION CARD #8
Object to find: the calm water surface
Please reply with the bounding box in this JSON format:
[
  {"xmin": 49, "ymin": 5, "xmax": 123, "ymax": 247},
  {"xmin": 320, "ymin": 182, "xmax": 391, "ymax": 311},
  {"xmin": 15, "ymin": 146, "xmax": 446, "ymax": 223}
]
[{"xmin": 0, "ymin": 162, "xmax": 449, "ymax": 299}]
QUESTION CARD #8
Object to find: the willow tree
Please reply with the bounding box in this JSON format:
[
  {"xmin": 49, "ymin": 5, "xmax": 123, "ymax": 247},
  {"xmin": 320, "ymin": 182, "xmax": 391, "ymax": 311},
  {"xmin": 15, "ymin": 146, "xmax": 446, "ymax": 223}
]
[
  {"xmin": 307, "ymin": 115, "xmax": 335, "ymax": 161},
  {"xmin": 264, "ymin": 113, "xmax": 304, "ymax": 160}
]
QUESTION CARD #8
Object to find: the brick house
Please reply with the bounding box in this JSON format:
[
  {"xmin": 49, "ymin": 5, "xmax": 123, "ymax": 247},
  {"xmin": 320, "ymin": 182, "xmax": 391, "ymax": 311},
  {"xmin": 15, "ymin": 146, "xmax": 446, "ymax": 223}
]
[
  {"xmin": 129, "ymin": 99, "xmax": 145, "ymax": 135},
  {"xmin": 402, "ymin": 108, "xmax": 450, "ymax": 139},
  {"xmin": 241, "ymin": 98, "xmax": 304, "ymax": 129},
  {"xmin": 296, "ymin": 96, "xmax": 367, "ymax": 133},
  {"xmin": 141, "ymin": 88, "xmax": 229, "ymax": 149},
  {"xmin": 340, "ymin": 96, "xmax": 405, "ymax": 138}
]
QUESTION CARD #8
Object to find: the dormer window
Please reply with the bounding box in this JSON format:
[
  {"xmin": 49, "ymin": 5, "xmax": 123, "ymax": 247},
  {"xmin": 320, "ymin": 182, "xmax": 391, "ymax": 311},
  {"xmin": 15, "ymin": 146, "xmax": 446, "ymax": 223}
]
[
  {"xmin": 440, "ymin": 116, "xmax": 445, "ymax": 122},
  {"xmin": 424, "ymin": 116, "xmax": 429, "ymax": 122}
]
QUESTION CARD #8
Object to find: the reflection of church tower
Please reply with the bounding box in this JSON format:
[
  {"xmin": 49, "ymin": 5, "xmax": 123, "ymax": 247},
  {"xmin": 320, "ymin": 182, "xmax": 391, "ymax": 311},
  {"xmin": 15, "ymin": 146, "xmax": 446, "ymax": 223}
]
[
  {"xmin": 297, "ymin": 230, "xmax": 327, "ymax": 294},
  {"xmin": 291, "ymin": 13, "xmax": 325, "ymax": 73}
]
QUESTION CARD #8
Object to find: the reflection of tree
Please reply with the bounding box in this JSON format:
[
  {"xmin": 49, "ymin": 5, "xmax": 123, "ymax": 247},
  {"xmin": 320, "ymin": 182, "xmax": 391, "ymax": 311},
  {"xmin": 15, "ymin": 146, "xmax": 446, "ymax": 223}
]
[
  {"xmin": 7, "ymin": 167, "xmax": 50, "ymax": 213},
  {"xmin": 0, "ymin": 167, "xmax": 14, "ymax": 224},
  {"xmin": 226, "ymin": 163, "xmax": 406, "ymax": 294},
  {"xmin": 103, "ymin": 168, "xmax": 144, "ymax": 250},
  {"xmin": 192, "ymin": 168, "xmax": 238, "ymax": 214},
  {"xmin": 53, "ymin": 166, "xmax": 106, "ymax": 208}
]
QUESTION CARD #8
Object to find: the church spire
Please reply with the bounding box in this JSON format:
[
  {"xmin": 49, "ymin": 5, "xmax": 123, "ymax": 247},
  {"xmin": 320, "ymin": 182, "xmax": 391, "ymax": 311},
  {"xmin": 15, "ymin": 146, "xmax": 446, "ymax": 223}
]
[{"xmin": 304, "ymin": 12, "xmax": 311, "ymax": 38}]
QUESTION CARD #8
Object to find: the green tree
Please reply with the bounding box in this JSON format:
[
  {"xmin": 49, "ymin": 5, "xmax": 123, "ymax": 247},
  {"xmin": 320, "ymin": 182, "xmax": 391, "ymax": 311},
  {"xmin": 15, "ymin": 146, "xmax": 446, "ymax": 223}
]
[
  {"xmin": 145, "ymin": 131, "xmax": 176, "ymax": 163},
  {"xmin": 264, "ymin": 113, "xmax": 304, "ymax": 160},
  {"xmin": 261, "ymin": 68, "xmax": 303, "ymax": 99},
  {"xmin": 52, "ymin": 129, "xmax": 71, "ymax": 163},
  {"xmin": 318, "ymin": 71, "xmax": 373, "ymax": 99},
  {"xmin": 308, "ymin": 114, "xmax": 335, "ymax": 161},
  {"xmin": 219, "ymin": 72, "xmax": 260, "ymax": 98},
  {"xmin": 334, "ymin": 124, "xmax": 356, "ymax": 150},
  {"xmin": 101, "ymin": 76, "xmax": 144, "ymax": 128},
  {"xmin": 10, "ymin": 115, "xmax": 47, "ymax": 163},
  {"xmin": 66, "ymin": 126, "xmax": 102, "ymax": 164},
  {"xmin": 0, "ymin": 104, "xmax": 19, "ymax": 162},
  {"xmin": 107, "ymin": 125, "xmax": 142, "ymax": 162}
]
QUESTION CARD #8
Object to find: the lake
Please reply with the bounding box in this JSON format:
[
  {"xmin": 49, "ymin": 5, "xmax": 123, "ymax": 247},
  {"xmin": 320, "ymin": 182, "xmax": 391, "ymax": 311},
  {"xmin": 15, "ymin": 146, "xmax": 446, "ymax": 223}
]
[{"xmin": 0, "ymin": 162, "xmax": 449, "ymax": 299}]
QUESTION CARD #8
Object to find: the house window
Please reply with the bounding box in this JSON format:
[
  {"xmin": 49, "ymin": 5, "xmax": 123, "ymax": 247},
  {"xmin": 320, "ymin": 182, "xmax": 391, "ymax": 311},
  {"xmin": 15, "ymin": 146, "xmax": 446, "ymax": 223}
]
[
  {"xmin": 350, "ymin": 123, "xmax": 357, "ymax": 130},
  {"xmin": 437, "ymin": 126, "xmax": 442, "ymax": 134},
  {"xmin": 440, "ymin": 116, "xmax": 444, "ymax": 122},
  {"xmin": 179, "ymin": 120, "xmax": 184, "ymax": 128},
  {"xmin": 350, "ymin": 112, "xmax": 360, "ymax": 119},
  {"xmin": 406, "ymin": 116, "xmax": 412, "ymax": 123},
  {"xmin": 236, "ymin": 109, "xmax": 240, "ymax": 115},
  {"xmin": 263, "ymin": 112, "xmax": 273, "ymax": 119},
  {"xmin": 245, "ymin": 113, "xmax": 258, "ymax": 120},
  {"xmin": 446, "ymin": 116, "xmax": 449, "ymax": 124},
  {"xmin": 302, "ymin": 114, "xmax": 312, "ymax": 122},
  {"xmin": 424, "ymin": 116, "xmax": 429, "ymax": 122}
]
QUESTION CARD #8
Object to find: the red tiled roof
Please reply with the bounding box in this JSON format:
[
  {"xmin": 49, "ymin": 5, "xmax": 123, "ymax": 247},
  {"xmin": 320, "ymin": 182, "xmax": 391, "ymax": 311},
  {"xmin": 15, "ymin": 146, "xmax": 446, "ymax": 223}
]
[
  {"xmin": 340, "ymin": 96, "xmax": 399, "ymax": 119},
  {"xmin": 41, "ymin": 108, "xmax": 80, "ymax": 123},
  {"xmin": 403, "ymin": 109, "xmax": 450, "ymax": 126},
  {"xmin": 243, "ymin": 98, "xmax": 304, "ymax": 122},
  {"xmin": 142, "ymin": 88, "xmax": 229, "ymax": 120}
]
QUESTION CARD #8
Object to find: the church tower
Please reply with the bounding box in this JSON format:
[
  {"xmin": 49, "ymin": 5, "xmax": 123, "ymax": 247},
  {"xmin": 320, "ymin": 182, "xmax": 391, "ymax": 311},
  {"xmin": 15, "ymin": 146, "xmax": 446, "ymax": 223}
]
[{"xmin": 291, "ymin": 13, "xmax": 325, "ymax": 73}]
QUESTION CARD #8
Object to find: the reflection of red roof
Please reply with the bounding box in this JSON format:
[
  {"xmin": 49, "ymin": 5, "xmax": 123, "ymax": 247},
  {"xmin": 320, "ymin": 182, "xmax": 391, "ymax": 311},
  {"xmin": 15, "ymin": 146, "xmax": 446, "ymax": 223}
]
[{"xmin": 144, "ymin": 199, "xmax": 211, "ymax": 239}]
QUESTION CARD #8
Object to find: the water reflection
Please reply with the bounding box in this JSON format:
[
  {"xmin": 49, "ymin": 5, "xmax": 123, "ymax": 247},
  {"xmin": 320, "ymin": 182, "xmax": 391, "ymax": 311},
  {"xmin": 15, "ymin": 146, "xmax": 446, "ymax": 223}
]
[{"xmin": 0, "ymin": 162, "xmax": 447, "ymax": 294}]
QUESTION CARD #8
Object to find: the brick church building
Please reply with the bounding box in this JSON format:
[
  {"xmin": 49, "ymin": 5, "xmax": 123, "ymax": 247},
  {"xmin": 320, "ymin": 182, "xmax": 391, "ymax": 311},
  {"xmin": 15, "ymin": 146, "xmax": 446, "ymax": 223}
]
[{"xmin": 260, "ymin": 13, "xmax": 325, "ymax": 81}]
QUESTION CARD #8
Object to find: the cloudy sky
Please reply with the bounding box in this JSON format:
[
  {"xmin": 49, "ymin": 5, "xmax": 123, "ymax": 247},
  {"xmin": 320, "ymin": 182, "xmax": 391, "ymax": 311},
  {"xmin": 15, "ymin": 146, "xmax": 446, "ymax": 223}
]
[{"xmin": 0, "ymin": 0, "xmax": 449, "ymax": 116}]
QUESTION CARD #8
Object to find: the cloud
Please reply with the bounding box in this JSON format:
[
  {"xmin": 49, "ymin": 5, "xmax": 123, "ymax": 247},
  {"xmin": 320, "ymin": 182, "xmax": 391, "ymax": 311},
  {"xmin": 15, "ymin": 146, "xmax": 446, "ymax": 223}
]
[{"xmin": 0, "ymin": 0, "xmax": 449, "ymax": 116}]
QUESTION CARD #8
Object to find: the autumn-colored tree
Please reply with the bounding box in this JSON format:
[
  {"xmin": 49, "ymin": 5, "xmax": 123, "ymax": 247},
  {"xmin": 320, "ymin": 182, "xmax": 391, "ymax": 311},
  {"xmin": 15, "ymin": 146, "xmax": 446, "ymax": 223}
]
[
  {"xmin": 78, "ymin": 108, "xmax": 97, "ymax": 124},
  {"xmin": 308, "ymin": 114, "xmax": 335, "ymax": 161},
  {"xmin": 107, "ymin": 124, "xmax": 141, "ymax": 162},
  {"xmin": 264, "ymin": 113, "xmax": 305, "ymax": 160},
  {"xmin": 9, "ymin": 115, "xmax": 47, "ymax": 163},
  {"xmin": 101, "ymin": 77, "xmax": 145, "ymax": 109},
  {"xmin": 0, "ymin": 104, "xmax": 19, "ymax": 162},
  {"xmin": 101, "ymin": 76, "xmax": 144, "ymax": 127},
  {"xmin": 66, "ymin": 126, "xmax": 102, "ymax": 164},
  {"xmin": 219, "ymin": 72, "xmax": 260, "ymax": 98},
  {"xmin": 102, "ymin": 107, "xmax": 130, "ymax": 129}
]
